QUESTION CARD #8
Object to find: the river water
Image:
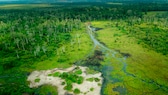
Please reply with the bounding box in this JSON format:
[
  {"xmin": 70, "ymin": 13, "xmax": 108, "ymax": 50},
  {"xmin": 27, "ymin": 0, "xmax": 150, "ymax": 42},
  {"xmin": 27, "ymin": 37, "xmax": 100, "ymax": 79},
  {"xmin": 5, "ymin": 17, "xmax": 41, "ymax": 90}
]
[{"xmin": 87, "ymin": 25, "xmax": 128, "ymax": 94}]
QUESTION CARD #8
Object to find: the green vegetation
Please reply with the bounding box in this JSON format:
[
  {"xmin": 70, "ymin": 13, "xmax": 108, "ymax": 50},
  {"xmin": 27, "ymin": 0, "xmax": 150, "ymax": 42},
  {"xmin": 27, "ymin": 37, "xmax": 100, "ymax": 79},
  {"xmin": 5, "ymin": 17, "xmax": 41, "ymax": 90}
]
[
  {"xmin": 93, "ymin": 18, "xmax": 168, "ymax": 94},
  {"xmin": 94, "ymin": 78, "xmax": 100, "ymax": 82},
  {"xmin": 64, "ymin": 83, "xmax": 73, "ymax": 91},
  {"xmin": 90, "ymin": 88, "xmax": 94, "ymax": 91},
  {"xmin": 0, "ymin": 2, "xmax": 168, "ymax": 95},
  {"xmin": 117, "ymin": 12, "xmax": 168, "ymax": 55},
  {"xmin": 0, "ymin": 4, "xmax": 92, "ymax": 94},
  {"xmin": 48, "ymin": 68, "xmax": 83, "ymax": 91},
  {"xmin": 53, "ymin": 72, "xmax": 61, "ymax": 77},
  {"xmin": 104, "ymin": 83, "xmax": 120, "ymax": 95},
  {"xmin": 0, "ymin": 4, "xmax": 53, "ymax": 9},
  {"xmin": 73, "ymin": 88, "xmax": 81, "ymax": 94},
  {"xmin": 86, "ymin": 78, "xmax": 94, "ymax": 82},
  {"xmin": 86, "ymin": 68, "xmax": 99, "ymax": 74},
  {"xmin": 61, "ymin": 82, "xmax": 66, "ymax": 85},
  {"xmin": 59, "ymin": 72, "xmax": 84, "ymax": 85},
  {"xmin": 61, "ymin": 71, "xmax": 83, "ymax": 91},
  {"xmin": 74, "ymin": 69, "xmax": 83, "ymax": 75},
  {"xmin": 0, "ymin": 72, "xmax": 35, "ymax": 95},
  {"xmin": 34, "ymin": 78, "xmax": 40, "ymax": 83},
  {"xmin": 34, "ymin": 84, "xmax": 58, "ymax": 95},
  {"xmin": 86, "ymin": 77, "xmax": 100, "ymax": 82},
  {"xmin": 0, "ymin": 8, "xmax": 79, "ymax": 70},
  {"xmin": 98, "ymin": 83, "xmax": 102, "ymax": 86}
]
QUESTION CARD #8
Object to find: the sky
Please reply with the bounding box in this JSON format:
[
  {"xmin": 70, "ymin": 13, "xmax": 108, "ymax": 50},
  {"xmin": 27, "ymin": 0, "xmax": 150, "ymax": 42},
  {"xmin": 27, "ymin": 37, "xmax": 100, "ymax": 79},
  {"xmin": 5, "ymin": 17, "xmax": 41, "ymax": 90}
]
[
  {"xmin": 0, "ymin": 0, "xmax": 16, "ymax": 1},
  {"xmin": 0, "ymin": 0, "xmax": 19, "ymax": 1}
]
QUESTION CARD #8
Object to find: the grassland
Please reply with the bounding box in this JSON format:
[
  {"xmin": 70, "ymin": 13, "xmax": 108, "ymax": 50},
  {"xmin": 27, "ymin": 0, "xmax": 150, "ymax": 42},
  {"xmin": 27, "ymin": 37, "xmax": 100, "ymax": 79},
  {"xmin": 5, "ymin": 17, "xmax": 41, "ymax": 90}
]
[
  {"xmin": 0, "ymin": 4, "xmax": 54, "ymax": 9},
  {"xmin": 106, "ymin": 2, "xmax": 123, "ymax": 5},
  {"xmin": 92, "ymin": 20, "xmax": 168, "ymax": 94}
]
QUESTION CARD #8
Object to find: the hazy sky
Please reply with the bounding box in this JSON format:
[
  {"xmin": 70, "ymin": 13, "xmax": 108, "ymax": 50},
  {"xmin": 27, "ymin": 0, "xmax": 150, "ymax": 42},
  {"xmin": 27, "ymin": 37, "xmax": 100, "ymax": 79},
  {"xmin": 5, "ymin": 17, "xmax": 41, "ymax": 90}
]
[
  {"xmin": 0, "ymin": 0, "xmax": 18, "ymax": 1},
  {"xmin": 0, "ymin": 0, "xmax": 19, "ymax": 1},
  {"xmin": 0, "ymin": 0, "xmax": 167, "ymax": 2}
]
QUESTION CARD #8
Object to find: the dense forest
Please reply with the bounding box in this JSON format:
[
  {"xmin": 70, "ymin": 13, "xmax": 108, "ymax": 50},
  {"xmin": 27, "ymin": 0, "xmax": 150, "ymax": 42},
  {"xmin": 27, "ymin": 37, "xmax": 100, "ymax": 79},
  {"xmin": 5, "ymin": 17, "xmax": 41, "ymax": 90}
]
[{"xmin": 0, "ymin": 2, "xmax": 168, "ymax": 95}]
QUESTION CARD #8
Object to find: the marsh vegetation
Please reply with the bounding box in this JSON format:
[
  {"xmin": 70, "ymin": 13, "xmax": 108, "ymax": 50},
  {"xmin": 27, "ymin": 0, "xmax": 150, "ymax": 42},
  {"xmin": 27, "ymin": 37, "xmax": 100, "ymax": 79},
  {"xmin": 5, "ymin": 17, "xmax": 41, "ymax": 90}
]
[{"xmin": 0, "ymin": 2, "xmax": 168, "ymax": 95}]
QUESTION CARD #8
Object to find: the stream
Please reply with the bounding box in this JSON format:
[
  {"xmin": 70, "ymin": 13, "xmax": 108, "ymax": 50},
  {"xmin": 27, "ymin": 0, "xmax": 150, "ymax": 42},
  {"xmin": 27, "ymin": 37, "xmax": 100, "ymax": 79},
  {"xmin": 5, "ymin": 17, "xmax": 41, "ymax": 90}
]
[
  {"xmin": 87, "ymin": 25, "xmax": 128, "ymax": 94},
  {"xmin": 87, "ymin": 25, "xmax": 168, "ymax": 94}
]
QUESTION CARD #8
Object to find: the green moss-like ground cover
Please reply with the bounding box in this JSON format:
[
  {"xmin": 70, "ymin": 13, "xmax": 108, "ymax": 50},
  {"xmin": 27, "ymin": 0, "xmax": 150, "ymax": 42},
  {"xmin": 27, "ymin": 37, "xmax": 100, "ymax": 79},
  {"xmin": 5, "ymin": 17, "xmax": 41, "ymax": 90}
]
[
  {"xmin": 35, "ymin": 84, "xmax": 58, "ymax": 95},
  {"xmin": 92, "ymin": 20, "xmax": 168, "ymax": 94}
]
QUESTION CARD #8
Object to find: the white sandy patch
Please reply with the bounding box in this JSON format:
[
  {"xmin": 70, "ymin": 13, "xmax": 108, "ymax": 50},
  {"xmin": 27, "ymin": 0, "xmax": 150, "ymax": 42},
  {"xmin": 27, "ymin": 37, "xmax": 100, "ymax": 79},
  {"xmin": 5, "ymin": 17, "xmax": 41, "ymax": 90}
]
[{"xmin": 27, "ymin": 66, "xmax": 103, "ymax": 95}]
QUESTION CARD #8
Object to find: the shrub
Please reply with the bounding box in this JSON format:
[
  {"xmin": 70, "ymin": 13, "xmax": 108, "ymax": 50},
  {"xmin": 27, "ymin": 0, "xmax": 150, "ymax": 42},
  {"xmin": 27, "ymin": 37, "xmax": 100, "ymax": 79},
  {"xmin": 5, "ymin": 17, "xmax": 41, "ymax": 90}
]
[
  {"xmin": 98, "ymin": 83, "xmax": 101, "ymax": 86},
  {"xmin": 86, "ymin": 78, "xmax": 94, "ymax": 82},
  {"xmin": 74, "ymin": 69, "xmax": 82, "ymax": 75},
  {"xmin": 76, "ymin": 76, "xmax": 84, "ymax": 84},
  {"xmin": 86, "ymin": 77, "xmax": 100, "ymax": 82},
  {"xmin": 60, "ymin": 72, "xmax": 68, "ymax": 79},
  {"xmin": 61, "ymin": 82, "xmax": 65, "ymax": 85},
  {"xmin": 86, "ymin": 68, "xmax": 99, "ymax": 74},
  {"xmin": 36, "ymin": 84, "xmax": 58, "ymax": 95},
  {"xmin": 48, "ymin": 74, "xmax": 53, "ymax": 76},
  {"xmin": 94, "ymin": 78, "xmax": 100, "ymax": 82},
  {"xmin": 64, "ymin": 83, "xmax": 72, "ymax": 91},
  {"xmin": 90, "ymin": 88, "xmax": 94, "ymax": 91},
  {"xmin": 53, "ymin": 72, "xmax": 61, "ymax": 77},
  {"xmin": 34, "ymin": 78, "xmax": 40, "ymax": 83},
  {"xmin": 73, "ymin": 88, "xmax": 80, "ymax": 94},
  {"xmin": 57, "ymin": 57, "xmax": 67, "ymax": 62}
]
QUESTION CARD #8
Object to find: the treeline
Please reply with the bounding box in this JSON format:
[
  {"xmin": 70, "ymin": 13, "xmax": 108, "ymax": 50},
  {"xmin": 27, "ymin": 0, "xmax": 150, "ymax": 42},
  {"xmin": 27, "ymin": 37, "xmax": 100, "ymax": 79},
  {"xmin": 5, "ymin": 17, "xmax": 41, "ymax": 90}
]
[
  {"xmin": 0, "ymin": 3, "xmax": 143, "ymax": 70},
  {"xmin": 130, "ymin": 3, "xmax": 168, "ymax": 12},
  {"xmin": 0, "ymin": 8, "xmax": 82, "ymax": 70},
  {"xmin": 116, "ymin": 12, "xmax": 168, "ymax": 55}
]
